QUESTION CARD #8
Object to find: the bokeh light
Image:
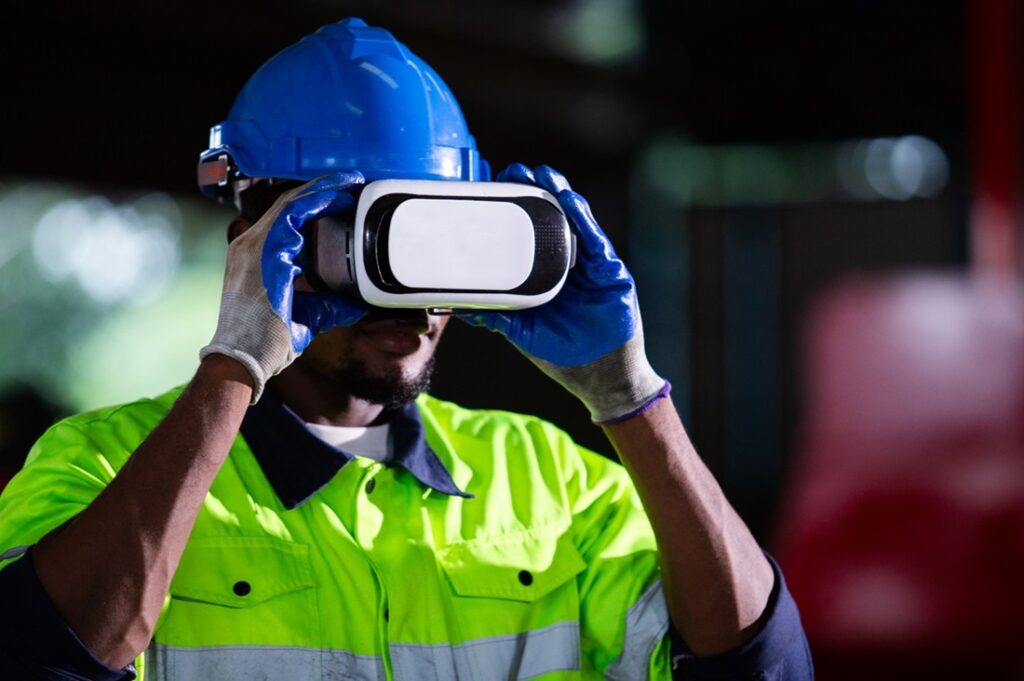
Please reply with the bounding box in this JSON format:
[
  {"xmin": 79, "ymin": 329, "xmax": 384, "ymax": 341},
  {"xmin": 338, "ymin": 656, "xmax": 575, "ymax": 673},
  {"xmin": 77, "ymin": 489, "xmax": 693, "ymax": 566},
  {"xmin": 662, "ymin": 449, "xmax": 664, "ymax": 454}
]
[{"xmin": 0, "ymin": 179, "xmax": 230, "ymax": 411}]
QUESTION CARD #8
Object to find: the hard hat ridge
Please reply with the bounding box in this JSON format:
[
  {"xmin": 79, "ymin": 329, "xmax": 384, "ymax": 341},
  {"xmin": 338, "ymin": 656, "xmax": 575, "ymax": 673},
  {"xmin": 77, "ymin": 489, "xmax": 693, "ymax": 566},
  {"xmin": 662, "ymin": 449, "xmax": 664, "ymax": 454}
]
[{"xmin": 329, "ymin": 17, "xmax": 409, "ymax": 60}]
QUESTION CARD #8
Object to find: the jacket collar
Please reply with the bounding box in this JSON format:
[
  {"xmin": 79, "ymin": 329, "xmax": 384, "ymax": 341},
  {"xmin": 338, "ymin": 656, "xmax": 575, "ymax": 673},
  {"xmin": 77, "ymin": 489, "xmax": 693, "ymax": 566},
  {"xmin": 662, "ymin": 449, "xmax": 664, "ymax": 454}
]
[{"xmin": 240, "ymin": 392, "xmax": 472, "ymax": 509}]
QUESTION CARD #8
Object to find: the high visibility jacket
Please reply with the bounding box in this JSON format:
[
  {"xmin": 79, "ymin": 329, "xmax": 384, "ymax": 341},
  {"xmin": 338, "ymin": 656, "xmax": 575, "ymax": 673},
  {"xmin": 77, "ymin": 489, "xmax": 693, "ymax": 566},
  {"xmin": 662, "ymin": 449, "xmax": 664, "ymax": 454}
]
[{"xmin": 0, "ymin": 387, "xmax": 671, "ymax": 680}]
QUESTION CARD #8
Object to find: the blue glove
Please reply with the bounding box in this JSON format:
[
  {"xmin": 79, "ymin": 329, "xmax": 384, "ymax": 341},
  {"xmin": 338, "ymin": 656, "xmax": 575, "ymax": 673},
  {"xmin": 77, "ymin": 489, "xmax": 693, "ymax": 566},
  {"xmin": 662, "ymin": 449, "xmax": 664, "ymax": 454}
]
[
  {"xmin": 201, "ymin": 172, "xmax": 367, "ymax": 401},
  {"xmin": 458, "ymin": 163, "xmax": 668, "ymax": 423}
]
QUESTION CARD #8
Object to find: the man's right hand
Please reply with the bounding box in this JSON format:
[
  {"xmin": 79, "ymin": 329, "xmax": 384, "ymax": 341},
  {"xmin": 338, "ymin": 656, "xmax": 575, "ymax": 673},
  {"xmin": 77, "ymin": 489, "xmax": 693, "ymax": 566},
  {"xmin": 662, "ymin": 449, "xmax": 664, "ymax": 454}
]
[{"xmin": 201, "ymin": 171, "xmax": 367, "ymax": 401}]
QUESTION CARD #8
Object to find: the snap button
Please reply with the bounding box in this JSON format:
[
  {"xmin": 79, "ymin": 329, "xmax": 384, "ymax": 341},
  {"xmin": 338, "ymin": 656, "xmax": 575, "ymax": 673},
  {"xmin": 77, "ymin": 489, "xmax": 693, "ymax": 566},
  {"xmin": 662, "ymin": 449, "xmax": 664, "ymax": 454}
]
[
  {"xmin": 233, "ymin": 581, "xmax": 251, "ymax": 597},
  {"xmin": 366, "ymin": 478, "xmax": 376, "ymax": 494},
  {"xmin": 518, "ymin": 570, "xmax": 533, "ymax": 586}
]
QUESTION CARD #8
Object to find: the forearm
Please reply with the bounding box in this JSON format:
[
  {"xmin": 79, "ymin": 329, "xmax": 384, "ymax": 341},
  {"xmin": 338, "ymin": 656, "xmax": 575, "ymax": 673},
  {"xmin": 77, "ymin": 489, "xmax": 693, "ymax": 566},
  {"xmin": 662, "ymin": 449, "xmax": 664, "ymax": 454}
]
[
  {"xmin": 32, "ymin": 355, "xmax": 253, "ymax": 668},
  {"xmin": 603, "ymin": 397, "xmax": 774, "ymax": 656}
]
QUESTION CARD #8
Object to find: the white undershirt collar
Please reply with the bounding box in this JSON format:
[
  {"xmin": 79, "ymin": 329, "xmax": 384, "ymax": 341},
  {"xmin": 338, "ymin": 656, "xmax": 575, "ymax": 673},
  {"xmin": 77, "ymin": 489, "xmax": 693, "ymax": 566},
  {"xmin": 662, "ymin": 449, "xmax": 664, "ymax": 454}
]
[{"xmin": 303, "ymin": 422, "xmax": 391, "ymax": 462}]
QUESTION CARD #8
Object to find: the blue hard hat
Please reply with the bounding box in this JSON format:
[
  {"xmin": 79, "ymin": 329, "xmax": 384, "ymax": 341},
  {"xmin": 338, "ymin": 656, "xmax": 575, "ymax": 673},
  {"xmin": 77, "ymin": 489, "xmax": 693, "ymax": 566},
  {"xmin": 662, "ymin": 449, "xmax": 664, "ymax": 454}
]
[{"xmin": 198, "ymin": 17, "xmax": 489, "ymax": 200}]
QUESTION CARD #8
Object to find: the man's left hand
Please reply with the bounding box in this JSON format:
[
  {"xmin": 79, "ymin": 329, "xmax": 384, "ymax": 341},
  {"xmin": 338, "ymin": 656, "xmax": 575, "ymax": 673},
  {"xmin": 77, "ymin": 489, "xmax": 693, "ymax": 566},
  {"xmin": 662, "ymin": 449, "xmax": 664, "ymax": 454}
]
[{"xmin": 457, "ymin": 163, "xmax": 667, "ymax": 423}]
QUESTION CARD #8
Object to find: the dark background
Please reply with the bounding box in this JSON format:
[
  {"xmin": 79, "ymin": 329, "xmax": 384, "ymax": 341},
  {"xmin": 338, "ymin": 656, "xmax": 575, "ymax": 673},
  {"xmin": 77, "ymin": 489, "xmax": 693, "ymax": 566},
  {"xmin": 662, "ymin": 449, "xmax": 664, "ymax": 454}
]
[{"xmin": 2, "ymin": 0, "xmax": 972, "ymax": 537}]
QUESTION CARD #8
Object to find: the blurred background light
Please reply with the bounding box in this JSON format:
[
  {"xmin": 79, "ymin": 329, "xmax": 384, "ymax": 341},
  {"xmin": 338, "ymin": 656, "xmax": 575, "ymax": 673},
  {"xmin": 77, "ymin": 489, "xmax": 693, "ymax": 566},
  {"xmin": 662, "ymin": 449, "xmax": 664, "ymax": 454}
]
[
  {"xmin": 0, "ymin": 179, "xmax": 229, "ymax": 412},
  {"xmin": 846, "ymin": 135, "xmax": 951, "ymax": 201},
  {"xmin": 642, "ymin": 134, "xmax": 950, "ymax": 207},
  {"xmin": 890, "ymin": 135, "xmax": 950, "ymax": 199},
  {"xmin": 549, "ymin": 0, "xmax": 645, "ymax": 65},
  {"xmin": 32, "ymin": 194, "xmax": 182, "ymax": 305}
]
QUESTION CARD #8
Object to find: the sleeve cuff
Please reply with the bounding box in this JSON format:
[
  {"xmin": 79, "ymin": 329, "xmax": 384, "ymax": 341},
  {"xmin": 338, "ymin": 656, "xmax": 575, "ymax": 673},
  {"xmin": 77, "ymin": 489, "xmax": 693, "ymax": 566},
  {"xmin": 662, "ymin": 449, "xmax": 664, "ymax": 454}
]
[
  {"xmin": 669, "ymin": 553, "xmax": 813, "ymax": 680},
  {"xmin": 0, "ymin": 548, "xmax": 137, "ymax": 681}
]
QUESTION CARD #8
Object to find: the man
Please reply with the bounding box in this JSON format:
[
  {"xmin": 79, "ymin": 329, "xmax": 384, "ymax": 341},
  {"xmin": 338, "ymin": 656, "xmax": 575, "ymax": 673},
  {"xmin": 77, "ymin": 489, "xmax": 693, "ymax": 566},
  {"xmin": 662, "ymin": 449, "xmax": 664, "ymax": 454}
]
[{"xmin": 0, "ymin": 18, "xmax": 812, "ymax": 680}]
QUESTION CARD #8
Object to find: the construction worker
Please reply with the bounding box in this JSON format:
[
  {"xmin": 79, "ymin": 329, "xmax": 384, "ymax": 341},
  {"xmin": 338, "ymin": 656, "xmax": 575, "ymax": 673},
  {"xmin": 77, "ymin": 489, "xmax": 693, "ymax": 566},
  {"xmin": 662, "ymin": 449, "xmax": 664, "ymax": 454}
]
[{"xmin": 0, "ymin": 18, "xmax": 812, "ymax": 680}]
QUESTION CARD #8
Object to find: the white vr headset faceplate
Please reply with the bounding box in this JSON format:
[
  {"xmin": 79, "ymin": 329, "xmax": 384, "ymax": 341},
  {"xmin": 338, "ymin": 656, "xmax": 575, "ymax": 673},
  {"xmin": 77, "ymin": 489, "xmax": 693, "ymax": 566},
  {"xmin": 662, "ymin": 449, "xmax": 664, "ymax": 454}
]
[{"xmin": 387, "ymin": 198, "xmax": 535, "ymax": 290}]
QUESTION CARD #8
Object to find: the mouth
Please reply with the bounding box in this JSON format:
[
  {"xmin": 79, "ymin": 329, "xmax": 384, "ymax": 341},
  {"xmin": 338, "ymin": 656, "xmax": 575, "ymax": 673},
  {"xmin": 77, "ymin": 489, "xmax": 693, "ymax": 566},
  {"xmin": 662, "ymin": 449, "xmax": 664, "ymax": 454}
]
[{"xmin": 354, "ymin": 309, "xmax": 440, "ymax": 355}]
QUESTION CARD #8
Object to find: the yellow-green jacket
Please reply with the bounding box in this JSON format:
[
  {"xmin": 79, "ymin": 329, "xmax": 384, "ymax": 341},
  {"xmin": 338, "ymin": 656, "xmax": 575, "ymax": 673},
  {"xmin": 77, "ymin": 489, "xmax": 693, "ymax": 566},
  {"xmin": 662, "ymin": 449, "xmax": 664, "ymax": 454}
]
[{"xmin": 0, "ymin": 387, "xmax": 671, "ymax": 680}]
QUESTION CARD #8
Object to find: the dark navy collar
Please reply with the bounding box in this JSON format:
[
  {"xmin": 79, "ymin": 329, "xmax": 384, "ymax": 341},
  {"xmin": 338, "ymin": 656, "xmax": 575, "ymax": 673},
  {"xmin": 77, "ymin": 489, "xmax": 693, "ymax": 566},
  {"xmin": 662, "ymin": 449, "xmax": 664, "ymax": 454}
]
[{"xmin": 240, "ymin": 392, "xmax": 472, "ymax": 509}]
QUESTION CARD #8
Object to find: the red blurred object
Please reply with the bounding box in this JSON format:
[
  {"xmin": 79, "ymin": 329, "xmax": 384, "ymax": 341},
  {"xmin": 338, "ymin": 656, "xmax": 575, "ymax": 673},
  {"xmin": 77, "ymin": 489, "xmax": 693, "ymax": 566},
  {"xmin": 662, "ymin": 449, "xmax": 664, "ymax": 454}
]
[
  {"xmin": 775, "ymin": 275, "xmax": 1024, "ymax": 679},
  {"xmin": 971, "ymin": 0, "xmax": 1021, "ymax": 277}
]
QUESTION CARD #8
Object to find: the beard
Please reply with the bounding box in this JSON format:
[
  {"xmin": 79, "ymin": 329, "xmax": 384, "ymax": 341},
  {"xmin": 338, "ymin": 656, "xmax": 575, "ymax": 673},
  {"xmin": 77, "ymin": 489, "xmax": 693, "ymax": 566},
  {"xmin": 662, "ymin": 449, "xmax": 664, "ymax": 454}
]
[{"xmin": 332, "ymin": 353, "xmax": 437, "ymax": 410}]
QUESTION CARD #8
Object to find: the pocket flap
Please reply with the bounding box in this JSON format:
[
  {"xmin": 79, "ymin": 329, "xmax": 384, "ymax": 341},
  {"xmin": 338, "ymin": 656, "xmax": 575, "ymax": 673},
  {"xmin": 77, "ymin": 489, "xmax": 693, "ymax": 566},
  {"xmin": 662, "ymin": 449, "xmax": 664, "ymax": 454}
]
[
  {"xmin": 170, "ymin": 537, "xmax": 315, "ymax": 608},
  {"xmin": 439, "ymin": 527, "xmax": 585, "ymax": 602}
]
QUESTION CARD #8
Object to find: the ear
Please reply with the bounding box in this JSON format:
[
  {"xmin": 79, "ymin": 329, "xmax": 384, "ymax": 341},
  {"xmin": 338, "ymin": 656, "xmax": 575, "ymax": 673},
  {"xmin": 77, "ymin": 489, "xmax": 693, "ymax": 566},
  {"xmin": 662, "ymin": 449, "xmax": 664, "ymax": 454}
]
[{"xmin": 227, "ymin": 215, "xmax": 253, "ymax": 244}]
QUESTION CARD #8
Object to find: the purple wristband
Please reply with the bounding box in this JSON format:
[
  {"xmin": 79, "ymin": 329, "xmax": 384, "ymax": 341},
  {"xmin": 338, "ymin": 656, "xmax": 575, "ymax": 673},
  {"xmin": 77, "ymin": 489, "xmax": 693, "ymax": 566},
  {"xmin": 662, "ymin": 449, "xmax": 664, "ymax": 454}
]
[{"xmin": 596, "ymin": 380, "xmax": 672, "ymax": 426}]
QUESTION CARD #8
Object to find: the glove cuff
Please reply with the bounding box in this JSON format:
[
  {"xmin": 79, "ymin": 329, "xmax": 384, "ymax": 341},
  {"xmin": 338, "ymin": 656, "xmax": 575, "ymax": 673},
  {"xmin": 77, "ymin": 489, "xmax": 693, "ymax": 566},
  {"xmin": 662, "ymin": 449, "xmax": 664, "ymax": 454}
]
[
  {"xmin": 596, "ymin": 380, "xmax": 672, "ymax": 426},
  {"xmin": 201, "ymin": 291, "xmax": 295, "ymax": 404},
  {"xmin": 531, "ymin": 326, "xmax": 668, "ymax": 424},
  {"xmin": 199, "ymin": 344, "xmax": 267, "ymax": 404}
]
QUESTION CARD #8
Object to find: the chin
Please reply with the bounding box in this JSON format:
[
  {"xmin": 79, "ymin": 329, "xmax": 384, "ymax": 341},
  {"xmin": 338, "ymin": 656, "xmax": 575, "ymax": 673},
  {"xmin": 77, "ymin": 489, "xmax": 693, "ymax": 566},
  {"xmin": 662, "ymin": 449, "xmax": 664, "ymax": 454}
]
[{"xmin": 329, "ymin": 352, "xmax": 437, "ymax": 408}]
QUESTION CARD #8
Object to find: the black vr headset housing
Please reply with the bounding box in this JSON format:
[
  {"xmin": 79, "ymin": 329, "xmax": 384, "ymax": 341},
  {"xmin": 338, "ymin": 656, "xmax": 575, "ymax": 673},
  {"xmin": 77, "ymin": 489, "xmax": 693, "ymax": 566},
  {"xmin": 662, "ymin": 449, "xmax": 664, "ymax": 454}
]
[{"xmin": 308, "ymin": 179, "xmax": 575, "ymax": 310}]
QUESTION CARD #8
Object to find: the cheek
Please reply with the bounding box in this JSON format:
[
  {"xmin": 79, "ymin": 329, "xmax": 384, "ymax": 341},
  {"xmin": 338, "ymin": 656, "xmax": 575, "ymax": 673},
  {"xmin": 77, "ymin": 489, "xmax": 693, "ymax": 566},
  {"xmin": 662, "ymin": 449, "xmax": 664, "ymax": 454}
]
[{"xmin": 302, "ymin": 327, "xmax": 356, "ymax": 366}]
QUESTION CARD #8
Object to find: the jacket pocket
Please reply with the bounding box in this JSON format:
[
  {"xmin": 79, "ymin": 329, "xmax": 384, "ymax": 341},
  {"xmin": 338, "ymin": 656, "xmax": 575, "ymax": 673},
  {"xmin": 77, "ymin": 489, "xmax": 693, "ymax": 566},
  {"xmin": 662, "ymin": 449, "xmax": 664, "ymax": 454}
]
[
  {"xmin": 169, "ymin": 536, "xmax": 315, "ymax": 606},
  {"xmin": 157, "ymin": 536, "xmax": 319, "ymax": 648},
  {"xmin": 438, "ymin": 525, "xmax": 585, "ymax": 603}
]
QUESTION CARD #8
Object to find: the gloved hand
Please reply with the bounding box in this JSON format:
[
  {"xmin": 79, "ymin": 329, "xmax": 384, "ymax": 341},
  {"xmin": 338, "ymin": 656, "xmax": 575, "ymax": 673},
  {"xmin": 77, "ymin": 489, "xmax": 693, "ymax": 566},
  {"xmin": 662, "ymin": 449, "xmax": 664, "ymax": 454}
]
[
  {"xmin": 201, "ymin": 172, "xmax": 367, "ymax": 402},
  {"xmin": 458, "ymin": 163, "xmax": 668, "ymax": 424}
]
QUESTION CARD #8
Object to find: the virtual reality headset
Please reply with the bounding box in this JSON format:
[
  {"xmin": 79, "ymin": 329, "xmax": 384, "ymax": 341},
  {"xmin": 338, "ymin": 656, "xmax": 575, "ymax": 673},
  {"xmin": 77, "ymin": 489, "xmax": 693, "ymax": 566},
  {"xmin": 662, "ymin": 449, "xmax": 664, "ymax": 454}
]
[{"xmin": 307, "ymin": 179, "xmax": 575, "ymax": 310}]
